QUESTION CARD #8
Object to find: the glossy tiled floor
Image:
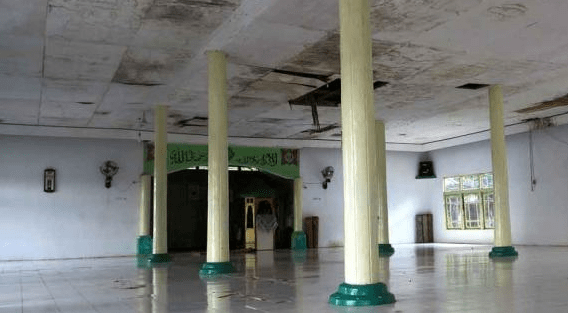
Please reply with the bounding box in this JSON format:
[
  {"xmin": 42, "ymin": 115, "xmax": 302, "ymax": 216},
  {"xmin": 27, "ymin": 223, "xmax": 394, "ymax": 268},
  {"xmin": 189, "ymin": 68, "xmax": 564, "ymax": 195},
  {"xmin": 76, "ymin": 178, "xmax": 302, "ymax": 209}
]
[{"xmin": 1, "ymin": 244, "xmax": 568, "ymax": 312}]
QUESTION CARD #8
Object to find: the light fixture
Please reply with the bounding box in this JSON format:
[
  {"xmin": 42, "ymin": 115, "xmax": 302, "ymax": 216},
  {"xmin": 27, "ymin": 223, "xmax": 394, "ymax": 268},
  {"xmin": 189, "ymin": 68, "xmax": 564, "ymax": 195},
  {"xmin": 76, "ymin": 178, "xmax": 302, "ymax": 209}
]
[
  {"xmin": 321, "ymin": 166, "xmax": 334, "ymax": 189},
  {"xmin": 100, "ymin": 161, "xmax": 119, "ymax": 188}
]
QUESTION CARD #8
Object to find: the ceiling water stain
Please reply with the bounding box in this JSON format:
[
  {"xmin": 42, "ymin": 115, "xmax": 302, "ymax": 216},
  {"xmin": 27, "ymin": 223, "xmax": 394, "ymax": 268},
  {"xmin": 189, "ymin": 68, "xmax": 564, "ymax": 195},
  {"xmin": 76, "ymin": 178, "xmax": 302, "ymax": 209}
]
[
  {"xmin": 284, "ymin": 33, "xmax": 341, "ymax": 74},
  {"xmin": 112, "ymin": 49, "xmax": 184, "ymax": 86},
  {"xmin": 487, "ymin": 4, "xmax": 527, "ymax": 21},
  {"xmin": 143, "ymin": 0, "xmax": 237, "ymax": 28}
]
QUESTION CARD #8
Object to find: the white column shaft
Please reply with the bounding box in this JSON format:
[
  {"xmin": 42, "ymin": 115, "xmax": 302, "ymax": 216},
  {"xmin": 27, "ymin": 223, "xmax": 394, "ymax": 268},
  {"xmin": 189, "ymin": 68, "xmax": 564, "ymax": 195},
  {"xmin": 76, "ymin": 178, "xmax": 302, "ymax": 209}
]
[
  {"xmin": 294, "ymin": 178, "xmax": 303, "ymax": 232},
  {"xmin": 489, "ymin": 85, "xmax": 512, "ymax": 247},
  {"xmin": 376, "ymin": 120, "xmax": 390, "ymax": 244},
  {"xmin": 139, "ymin": 174, "xmax": 152, "ymax": 236},
  {"xmin": 153, "ymin": 105, "xmax": 168, "ymax": 254},
  {"xmin": 206, "ymin": 51, "xmax": 230, "ymax": 263},
  {"xmin": 340, "ymin": 0, "xmax": 380, "ymax": 285}
]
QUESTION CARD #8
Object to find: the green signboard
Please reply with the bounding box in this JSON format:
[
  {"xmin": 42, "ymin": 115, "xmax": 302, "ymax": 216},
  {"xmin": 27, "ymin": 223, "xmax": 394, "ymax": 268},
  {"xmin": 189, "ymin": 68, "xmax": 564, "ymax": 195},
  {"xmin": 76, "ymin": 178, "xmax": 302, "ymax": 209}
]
[{"xmin": 144, "ymin": 143, "xmax": 299, "ymax": 179}]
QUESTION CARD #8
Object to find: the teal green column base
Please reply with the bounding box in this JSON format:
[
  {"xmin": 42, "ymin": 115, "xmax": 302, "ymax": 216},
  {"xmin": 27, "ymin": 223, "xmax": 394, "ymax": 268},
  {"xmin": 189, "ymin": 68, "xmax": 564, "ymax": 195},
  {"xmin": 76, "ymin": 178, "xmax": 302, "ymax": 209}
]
[
  {"xmin": 137, "ymin": 235, "xmax": 153, "ymax": 255},
  {"xmin": 149, "ymin": 253, "xmax": 171, "ymax": 264},
  {"xmin": 489, "ymin": 246, "xmax": 518, "ymax": 258},
  {"xmin": 378, "ymin": 244, "xmax": 395, "ymax": 257},
  {"xmin": 199, "ymin": 262, "xmax": 234, "ymax": 277},
  {"xmin": 329, "ymin": 282, "xmax": 395, "ymax": 306},
  {"xmin": 291, "ymin": 231, "xmax": 307, "ymax": 250}
]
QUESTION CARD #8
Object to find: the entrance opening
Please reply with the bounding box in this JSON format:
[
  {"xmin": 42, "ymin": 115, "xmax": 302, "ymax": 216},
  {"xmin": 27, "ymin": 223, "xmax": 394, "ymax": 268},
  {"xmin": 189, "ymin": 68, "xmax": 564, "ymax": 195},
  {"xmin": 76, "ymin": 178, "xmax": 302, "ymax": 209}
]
[{"xmin": 167, "ymin": 168, "xmax": 294, "ymax": 252}]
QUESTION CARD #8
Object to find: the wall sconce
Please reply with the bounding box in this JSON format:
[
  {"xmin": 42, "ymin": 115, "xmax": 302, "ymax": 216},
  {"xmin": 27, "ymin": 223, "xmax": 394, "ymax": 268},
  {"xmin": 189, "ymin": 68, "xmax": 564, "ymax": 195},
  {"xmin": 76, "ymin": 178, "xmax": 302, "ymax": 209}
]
[
  {"xmin": 100, "ymin": 161, "xmax": 119, "ymax": 188},
  {"xmin": 321, "ymin": 166, "xmax": 334, "ymax": 189},
  {"xmin": 44, "ymin": 168, "xmax": 56, "ymax": 192}
]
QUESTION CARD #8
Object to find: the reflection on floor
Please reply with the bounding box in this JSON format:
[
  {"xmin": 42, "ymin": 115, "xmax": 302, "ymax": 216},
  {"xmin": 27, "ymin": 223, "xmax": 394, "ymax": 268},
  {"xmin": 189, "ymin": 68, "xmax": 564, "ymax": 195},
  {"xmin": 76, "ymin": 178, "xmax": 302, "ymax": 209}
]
[{"xmin": 1, "ymin": 244, "xmax": 568, "ymax": 312}]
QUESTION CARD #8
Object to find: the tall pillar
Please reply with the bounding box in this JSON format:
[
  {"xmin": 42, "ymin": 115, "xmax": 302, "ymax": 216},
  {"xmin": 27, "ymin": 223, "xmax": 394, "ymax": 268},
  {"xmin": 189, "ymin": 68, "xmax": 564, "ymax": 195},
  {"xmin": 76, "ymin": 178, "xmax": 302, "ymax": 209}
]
[
  {"xmin": 137, "ymin": 174, "xmax": 152, "ymax": 255},
  {"xmin": 291, "ymin": 178, "xmax": 307, "ymax": 250},
  {"xmin": 150, "ymin": 105, "xmax": 170, "ymax": 263},
  {"xmin": 488, "ymin": 85, "xmax": 518, "ymax": 258},
  {"xmin": 329, "ymin": 0, "xmax": 395, "ymax": 306},
  {"xmin": 376, "ymin": 120, "xmax": 394, "ymax": 257},
  {"xmin": 199, "ymin": 50, "xmax": 234, "ymax": 276}
]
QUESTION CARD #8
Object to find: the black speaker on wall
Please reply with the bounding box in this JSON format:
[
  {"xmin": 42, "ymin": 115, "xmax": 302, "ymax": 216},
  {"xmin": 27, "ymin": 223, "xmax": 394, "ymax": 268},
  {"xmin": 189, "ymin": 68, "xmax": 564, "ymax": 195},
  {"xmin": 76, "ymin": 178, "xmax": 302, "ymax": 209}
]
[{"xmin": 416, "ymin": 161, "xmax": 436, "ymax": 179}]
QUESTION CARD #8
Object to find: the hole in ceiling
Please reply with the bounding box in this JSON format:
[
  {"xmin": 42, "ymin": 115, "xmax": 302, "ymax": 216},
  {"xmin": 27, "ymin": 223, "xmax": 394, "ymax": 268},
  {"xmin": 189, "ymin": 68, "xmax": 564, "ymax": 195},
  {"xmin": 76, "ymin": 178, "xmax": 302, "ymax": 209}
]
[
  {"xmin": 398, "ymin": 133, "xmax": 407, "ymax": 136},
  {"xmin": 175, "ymin": 116, "xmax": 208, "ymax": 128},
  {"xmin": 272, "ymin": 69, "xmax": 331, "ymax": 83},
  {"xmin": 516, "ymin": 93, "xmax": 568, "ymax": 114},
  {"xmin": 301, "ymin": 124, "xmax": 340, "ymax": 134},
  {"xmin": 289, "ymin": 79, "xmax": 389, "ymax": 107},
  {"xmin": 373, "ymin": 81, "xmax": 389, "ymax": 89},
  {"xmin": 94, "ymin": 111, "xmax": 110, "ymax": 115},
  {"xmin": 118, "ymin": 82, "xmax": 163, "ymax": 87},
  {"xmin": 77, "ymin": 101, "xmax": 94, "ymax": 105},
  {"xmin": 456, "ymin": 83, "xmax": 490, "ymax": 90}
]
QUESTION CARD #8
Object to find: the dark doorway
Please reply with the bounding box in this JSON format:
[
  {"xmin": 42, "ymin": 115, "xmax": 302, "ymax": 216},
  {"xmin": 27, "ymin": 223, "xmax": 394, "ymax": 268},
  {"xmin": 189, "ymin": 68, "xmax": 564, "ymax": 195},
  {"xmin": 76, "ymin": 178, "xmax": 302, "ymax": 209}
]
[{"xmin": 167, "ymin": 168, "xmax": 294, "ymax": 252}]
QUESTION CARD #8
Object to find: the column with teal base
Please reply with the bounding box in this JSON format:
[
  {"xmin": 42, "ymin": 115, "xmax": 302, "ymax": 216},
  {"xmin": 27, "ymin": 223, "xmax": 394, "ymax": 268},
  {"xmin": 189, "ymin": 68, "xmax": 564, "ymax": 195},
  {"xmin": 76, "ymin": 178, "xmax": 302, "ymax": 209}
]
[
  {"xmin": 376, "ymin": 120, "xmax": 394, "ymax": 257},
  {"xmin": 291, "ymin": 178, "xmax": 307, "ymax": 250},
  {"xmin": 329, "ymin": 0, "xmax": 395, "ymax": 306},
  {"xmin": 150, "ymin": 105, "xmax": 170, "ymax": 264},
  {"xmin": 137, "ymin": 174, "xmax": 152, "ymax": 256},
  {"xmin": 199, "ymin": 50, "xmax": 234, "ymax": 276},
  {"xmin": 488, "ymin": 85, "xmax": 518, "ymax": 259}
]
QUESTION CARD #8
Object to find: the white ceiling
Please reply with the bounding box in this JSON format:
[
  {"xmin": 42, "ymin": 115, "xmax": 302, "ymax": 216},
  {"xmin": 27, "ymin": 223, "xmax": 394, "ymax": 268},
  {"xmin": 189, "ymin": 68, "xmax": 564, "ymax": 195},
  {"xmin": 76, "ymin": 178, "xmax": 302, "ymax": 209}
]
[{"xmin": 2, "ymin": 0, "xmax": 568, "ymax": 150}]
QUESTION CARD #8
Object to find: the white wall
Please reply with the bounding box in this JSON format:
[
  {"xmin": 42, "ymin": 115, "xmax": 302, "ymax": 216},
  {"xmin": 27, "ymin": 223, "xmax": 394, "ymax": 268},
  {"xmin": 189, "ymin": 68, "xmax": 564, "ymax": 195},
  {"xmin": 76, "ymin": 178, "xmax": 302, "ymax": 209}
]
[
  {"xmin": 431, "ymin": 123, "xmax": 568, "ymax": 245},
  {"xmin": 300, "ymin": 147, "xmax": 433, "ymax": 247},
  {"xmin": 0, "ymin": 135, "xmax": 143, "ymax": 260}
]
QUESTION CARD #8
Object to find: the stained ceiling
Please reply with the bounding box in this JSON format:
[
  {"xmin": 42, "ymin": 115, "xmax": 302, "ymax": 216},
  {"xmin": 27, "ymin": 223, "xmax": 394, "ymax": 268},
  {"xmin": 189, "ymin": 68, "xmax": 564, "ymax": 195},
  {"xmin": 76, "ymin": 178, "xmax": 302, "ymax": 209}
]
[{"xmin": 2, "ymin": 0, "xmax": 568, "ymax": 149}]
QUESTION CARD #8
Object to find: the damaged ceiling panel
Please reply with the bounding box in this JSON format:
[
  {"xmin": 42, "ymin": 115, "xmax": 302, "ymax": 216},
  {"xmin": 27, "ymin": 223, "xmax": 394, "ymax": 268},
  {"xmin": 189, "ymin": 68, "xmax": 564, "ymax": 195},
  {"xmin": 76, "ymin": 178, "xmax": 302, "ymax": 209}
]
[
  {"xmin": 2, "ymin": 0, "xmax": 568, "ymax": 147},
  {"xmin": 516, "ymin": 93, "xmax": 568, "ymax": 114}
]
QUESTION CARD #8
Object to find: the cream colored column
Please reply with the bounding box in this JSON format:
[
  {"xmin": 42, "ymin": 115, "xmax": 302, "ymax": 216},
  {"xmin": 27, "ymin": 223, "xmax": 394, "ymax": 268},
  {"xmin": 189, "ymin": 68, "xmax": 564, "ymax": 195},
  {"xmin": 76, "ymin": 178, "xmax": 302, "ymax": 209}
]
[
  {"xmin": 489, "ymin": 85, "xmax": 512, "ymax": 247},
  {"xmin": 206, "ymin": 50, "xmax": 230, "ymax": 263},
  {"xmin": 294, "ymin": 178, "xmax": 303, "ymax": 232},
  {"xmin": 339, "ymin": 0, "xmax": 380, "ymax": 285},
  {"xmin": 139, "ymin": 174, "xmax": 151, "ymax": 237},
  {"xmin": 153, "ymin": 105, "xmax": 168, "ymax": 256},
  {"xmin": 376, "ymin": 120, "xmax": 390, "ymax": 245}
]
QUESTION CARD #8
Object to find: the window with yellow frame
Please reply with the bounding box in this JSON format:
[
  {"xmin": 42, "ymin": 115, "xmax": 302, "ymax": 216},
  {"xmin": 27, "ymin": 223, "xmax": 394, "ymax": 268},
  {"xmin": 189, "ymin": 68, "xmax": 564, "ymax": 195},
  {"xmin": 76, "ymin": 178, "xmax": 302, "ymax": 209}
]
[{"xmin": 444, "ymin": 173, "xmax": 495, "ymax": 230}]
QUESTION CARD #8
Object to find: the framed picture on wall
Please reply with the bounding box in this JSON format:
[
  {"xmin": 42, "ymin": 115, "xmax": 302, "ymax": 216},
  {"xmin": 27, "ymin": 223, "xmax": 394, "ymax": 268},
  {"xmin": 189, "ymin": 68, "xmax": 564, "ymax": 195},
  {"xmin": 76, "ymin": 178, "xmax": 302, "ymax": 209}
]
[{"xmin": 44, "ymin": 168, "xmax": 56, "ymax": 193}]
